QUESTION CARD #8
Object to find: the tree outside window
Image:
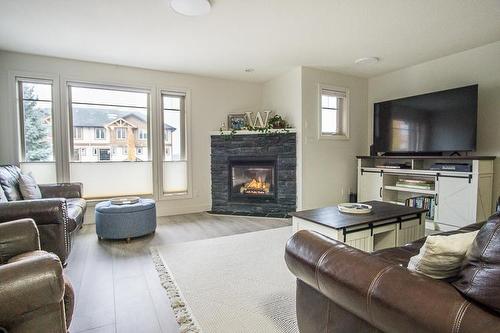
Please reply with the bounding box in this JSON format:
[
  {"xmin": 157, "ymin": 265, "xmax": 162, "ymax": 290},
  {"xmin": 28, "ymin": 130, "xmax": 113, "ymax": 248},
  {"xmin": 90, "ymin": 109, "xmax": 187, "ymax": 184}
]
[{"xmin": 19, "ymin": 80, "xmax": 54, "ymax": 162}]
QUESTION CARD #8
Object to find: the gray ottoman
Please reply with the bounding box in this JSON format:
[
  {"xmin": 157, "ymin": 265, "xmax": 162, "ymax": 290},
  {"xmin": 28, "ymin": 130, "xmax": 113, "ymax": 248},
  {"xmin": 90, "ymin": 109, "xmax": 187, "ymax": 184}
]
[{"xmin": 95, "ymin": 199, "xmax": 156, "ymax": 241}]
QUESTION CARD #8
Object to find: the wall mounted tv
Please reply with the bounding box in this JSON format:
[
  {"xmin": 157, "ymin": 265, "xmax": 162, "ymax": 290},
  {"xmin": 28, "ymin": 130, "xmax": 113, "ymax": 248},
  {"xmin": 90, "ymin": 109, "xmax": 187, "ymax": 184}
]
[{"xmin": 373, "ymin": 84, "xmax": 478, "ymax": 154}]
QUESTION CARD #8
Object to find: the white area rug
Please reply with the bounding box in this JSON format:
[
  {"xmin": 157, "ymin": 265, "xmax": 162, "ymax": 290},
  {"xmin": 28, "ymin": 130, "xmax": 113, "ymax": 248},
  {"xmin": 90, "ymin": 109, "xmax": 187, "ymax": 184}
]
[{"xmin": 151, "ymin": 227, "xmax": 298, "ymax": 333}]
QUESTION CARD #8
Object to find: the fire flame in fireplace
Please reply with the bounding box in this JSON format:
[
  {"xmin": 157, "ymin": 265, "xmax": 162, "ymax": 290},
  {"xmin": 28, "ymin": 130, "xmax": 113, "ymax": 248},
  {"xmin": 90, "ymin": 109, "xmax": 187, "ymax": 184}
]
[{"xmin": 240, "ymin": 177, "xmax": 271, "ymax": 195}]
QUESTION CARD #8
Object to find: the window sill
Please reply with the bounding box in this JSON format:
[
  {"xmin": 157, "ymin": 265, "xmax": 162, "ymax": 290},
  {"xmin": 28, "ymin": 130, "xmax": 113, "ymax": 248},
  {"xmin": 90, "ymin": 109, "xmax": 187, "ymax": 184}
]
[
  {"xmin": 319, "ymin": 133, "xmax": 350, "ymax": 141},
  {"xmin": 159, "ymin": 191, "xmax": 192, "ymax": 201}
]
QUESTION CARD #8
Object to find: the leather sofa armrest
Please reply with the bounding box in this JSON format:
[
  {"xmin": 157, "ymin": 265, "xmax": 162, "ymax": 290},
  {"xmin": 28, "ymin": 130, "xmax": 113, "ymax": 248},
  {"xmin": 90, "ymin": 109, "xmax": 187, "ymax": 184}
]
[
  {"xmin": 285, "ymin": 230, "xmax": 500, "ymax": 333},
  {"xmin": 39, "ymin": 183, "xmax": 83, "ymax": 199},
  {"xmin": 0, "ymin": 251, "xmax": 65, "ymax": 323},
  {"xmin": 0, "ymin": 219, "xmax": 40, "ymax": 264},
  {"xmin": 0, "ymin": 199, "xmax": 67, "ymax": 226}
]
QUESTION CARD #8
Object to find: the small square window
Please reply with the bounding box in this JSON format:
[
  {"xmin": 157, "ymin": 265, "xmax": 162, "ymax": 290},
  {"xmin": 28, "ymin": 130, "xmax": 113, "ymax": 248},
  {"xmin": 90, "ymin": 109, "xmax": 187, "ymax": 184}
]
[
  {"xmin": 95, "ymin": 128, "xmax": 105, "ymax": 139},
  {"xmin": 116, "ymin": 127, "xmax": 127, "ymax": 140}
]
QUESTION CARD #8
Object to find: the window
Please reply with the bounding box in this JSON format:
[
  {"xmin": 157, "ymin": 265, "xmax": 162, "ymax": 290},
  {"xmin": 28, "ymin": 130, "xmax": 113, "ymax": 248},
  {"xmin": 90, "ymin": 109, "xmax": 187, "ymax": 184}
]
[
  {"xmin": 162, "ymin": 92, "xmax": 188, "ymax": 194},
  {"xmin": 68, "ymin": 83, "xmax": 149, "ymax": 162},
  {"xmin": 18, "ymin": 80, "xmax": 54, "ymax": 161},
  {"xmin": 137, "ymin": 147, "xmax": 143, "ymax": 155},
  {"xmin": 122, "ymin": 146, "xmax": 128, "ymax": 155},
  {"xmin": 81, "ymin": 148, "xmax": 87, "ymax": 156},
  {"xmin": 74, "ymin": 127, "xmax": 83, "ymax": 140},
  {"xmin": 319, "ymin": 86, "xmax": 349, "ymax": 138},
  {"xmin": 92, "ymin": 148, "xmax": 98, "ymax": 155},
  {"xmin": 95, "ymin": 128, "xmax": 105, "ymax": 139},
  {"xmin": 116, "ymin": 127, "xmax": 127, "ymax": 140},
  {"xmin": 138, "ymin": 129, "xmax": 148, "ymax": 140}
]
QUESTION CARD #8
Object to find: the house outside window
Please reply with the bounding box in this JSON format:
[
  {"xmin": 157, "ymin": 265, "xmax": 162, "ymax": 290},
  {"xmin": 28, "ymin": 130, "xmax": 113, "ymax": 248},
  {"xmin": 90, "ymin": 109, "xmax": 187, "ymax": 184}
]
[
  {"xmin": 319, "ymin": 85, "xmax": 349, "ymax": 139},
  {"xmin": 95, "ymin": 128, "xmax": 105, "ymax": 139},
  {"xmin": 116, "ymin": 127, "xmax": 127, "ymax": 140},
  {"xmin": 17, "ymin": 79, "xmax": 54, "ymax": 162}
]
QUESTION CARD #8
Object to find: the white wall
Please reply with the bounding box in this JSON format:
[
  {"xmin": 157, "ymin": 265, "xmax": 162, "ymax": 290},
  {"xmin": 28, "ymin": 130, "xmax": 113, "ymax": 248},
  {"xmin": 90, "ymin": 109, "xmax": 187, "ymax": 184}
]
[
  {"xmin": 262, "ymin": 67, "xmax": 303, "ymax": 209},
  {"xmin": 368, "ymin": 41, "xmax": 500, "ymax": 206},
  {"xmin": 0, "ymin": 51, "xmax": 263, "ymax": 216},
  {"xmin": 301, "ymin": 67, "xmax": 369, "ymax": 209}
]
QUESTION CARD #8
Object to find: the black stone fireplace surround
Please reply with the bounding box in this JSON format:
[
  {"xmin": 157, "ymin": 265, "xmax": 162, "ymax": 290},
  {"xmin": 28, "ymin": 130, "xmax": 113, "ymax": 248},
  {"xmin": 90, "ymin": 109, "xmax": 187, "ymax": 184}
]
[{"xmin": 210, "ymin": 133, "xmax": 296, "ymax": 217}]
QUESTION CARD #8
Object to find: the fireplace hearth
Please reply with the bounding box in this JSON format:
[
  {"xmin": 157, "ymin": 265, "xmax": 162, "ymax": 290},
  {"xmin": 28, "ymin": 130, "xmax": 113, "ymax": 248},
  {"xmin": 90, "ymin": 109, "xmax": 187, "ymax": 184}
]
[{"xmin": 210, "ymin": 132, "xmax": 296, "ymax": 217}]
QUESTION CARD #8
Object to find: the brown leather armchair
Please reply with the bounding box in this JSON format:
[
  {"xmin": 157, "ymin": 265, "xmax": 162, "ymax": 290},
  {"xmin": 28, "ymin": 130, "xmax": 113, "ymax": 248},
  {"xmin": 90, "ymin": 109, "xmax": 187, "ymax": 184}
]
[
  {"xmin": 0, "ymin": 165, "xmax": 86, "ymax": 265},
  {"xmin": 285, "ymin": 212, "xmax": 500, "ymax": 333},
  {"xmin": 0, "ymin": 219, "xmax": 74, "ymax": 333}
]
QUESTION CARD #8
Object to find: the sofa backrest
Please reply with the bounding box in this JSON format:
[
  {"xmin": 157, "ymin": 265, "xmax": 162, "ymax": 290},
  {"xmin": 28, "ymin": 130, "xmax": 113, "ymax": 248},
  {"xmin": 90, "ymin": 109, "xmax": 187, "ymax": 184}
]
[
  {"xmin": 0, "ymin": 165, "xmax": 23, "ymax": 201},
  {"xmin": 453, "ymin": 213, "xmax": 500, "ymax": 313}
]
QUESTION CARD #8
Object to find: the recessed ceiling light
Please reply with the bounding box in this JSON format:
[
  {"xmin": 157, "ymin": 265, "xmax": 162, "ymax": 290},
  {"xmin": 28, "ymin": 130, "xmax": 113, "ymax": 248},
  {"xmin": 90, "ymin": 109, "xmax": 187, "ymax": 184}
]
[
  {"xmin": 170, "ymin": 0, "xmax": 211, "ymax": 16},
  {"xmin": 244, "ymin": 68, "xmax": 255, "ymax": 73},
  {"xmin": 355, "ymin": 57, "xmax": 380, "ymax": 65}
]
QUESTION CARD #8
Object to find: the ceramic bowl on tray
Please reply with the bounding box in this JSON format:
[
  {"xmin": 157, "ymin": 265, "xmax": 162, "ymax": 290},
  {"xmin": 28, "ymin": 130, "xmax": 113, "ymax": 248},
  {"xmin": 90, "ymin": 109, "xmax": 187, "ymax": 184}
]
[{"xmin": 338, "ymin": 203, "xmax": 372, "ymax": 214}]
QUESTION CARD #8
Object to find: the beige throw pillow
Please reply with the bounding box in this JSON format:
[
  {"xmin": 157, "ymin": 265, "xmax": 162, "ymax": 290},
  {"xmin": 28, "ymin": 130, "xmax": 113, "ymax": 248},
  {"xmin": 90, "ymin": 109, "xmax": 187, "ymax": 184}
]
[
  {"xmin": 19, "ymin": 172, "xmax": 42, "ymax": 200},
  {"xmin": 408, "ymin": 230, "xmax": 479, "ymax": 279}
]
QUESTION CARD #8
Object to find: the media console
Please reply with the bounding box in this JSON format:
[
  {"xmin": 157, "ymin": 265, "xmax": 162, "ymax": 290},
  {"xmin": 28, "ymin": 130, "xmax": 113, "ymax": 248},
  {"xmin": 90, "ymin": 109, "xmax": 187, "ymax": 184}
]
[{"xmin": 357, "ymin": 155, "xmax": 496, "ymax": 231}]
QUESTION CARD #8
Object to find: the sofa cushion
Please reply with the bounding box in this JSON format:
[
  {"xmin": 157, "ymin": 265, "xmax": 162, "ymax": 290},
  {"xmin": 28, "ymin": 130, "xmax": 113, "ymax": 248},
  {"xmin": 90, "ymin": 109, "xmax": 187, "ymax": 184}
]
[
  {"xmin": 453, "ymin": 213, "xmax": 500, "ymax": 313},
  {"xmin": 19, "ymin": 173, "xmax": 42, "ymax": 200},
  {"xmin": 0, "ymin": 185, "xmax": 7, "ymax": 203},
  {"xmin": 67, "ymin": 198, "xmax": 86, "ymax": 232},
  {"xmin": 407, "ymin": 230, "xmax": 479, "ymax": 279},
  {"xmin": 0, "ymin": 165, "xmax": 23, "ymax": 201}
]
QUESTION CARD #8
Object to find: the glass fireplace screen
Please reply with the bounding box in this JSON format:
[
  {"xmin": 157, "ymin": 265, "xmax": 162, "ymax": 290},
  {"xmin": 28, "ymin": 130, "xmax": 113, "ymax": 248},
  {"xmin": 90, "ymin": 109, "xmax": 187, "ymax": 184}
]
[{"xmin": 230, "ymin": 162, "xmax": 275, "ymax": 198}]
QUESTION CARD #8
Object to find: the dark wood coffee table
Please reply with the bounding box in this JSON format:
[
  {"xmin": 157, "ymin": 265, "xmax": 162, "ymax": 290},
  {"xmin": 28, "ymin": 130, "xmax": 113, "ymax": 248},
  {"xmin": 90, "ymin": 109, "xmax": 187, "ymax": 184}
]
[{"xmin": 290, "ymin": 201, "xmax": 428, "ymax": 252}]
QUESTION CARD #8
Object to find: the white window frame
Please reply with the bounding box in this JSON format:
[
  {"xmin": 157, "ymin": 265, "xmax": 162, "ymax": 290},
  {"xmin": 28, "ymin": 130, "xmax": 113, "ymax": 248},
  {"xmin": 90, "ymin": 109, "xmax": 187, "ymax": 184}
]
[
  {"xmin": 116, "ymin": 127, "xmax": 127, "ymax": 140},
  {"xmin": 138, "ymin": 129, "xmax": 148, "ymax": 140},
  {"xmin": 95, "ymin": 127, "xmax": 105, "ymax": 140},
  {"xmin": 156, "ymin": 87, "xmax": 192, "ymax": 200},
  {"xmin": 74, "ymin": 127, "xmax": 83, "ymax": 140},
  {"xmin": 16, "ymin": 77, "xmax": 57, "ymax": 162},
  {"xmin": 318, "ymin": 84, "xmax": 350, "ymax": 140}
]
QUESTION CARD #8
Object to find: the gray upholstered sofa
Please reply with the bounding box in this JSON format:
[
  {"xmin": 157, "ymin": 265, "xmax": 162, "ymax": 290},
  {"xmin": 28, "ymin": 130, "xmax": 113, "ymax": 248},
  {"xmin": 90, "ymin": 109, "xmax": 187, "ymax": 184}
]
[{"xmin": 0, "ymin": 165, "xmax": 86, "ymax": 265}]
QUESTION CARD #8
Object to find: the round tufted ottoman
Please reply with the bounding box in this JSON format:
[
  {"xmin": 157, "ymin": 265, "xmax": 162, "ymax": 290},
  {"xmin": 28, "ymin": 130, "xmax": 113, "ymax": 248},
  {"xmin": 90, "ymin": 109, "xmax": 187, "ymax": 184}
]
[{"xmin": 95, "ymin": 199, "xmax": 156, "ymax": 241}]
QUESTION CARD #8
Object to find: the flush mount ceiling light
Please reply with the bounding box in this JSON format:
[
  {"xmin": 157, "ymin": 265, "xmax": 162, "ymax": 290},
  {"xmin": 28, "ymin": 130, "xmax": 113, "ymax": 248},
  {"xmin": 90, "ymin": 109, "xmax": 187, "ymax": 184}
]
[
  {"xmin": 170, "ymin": 0, "xmax": 211, "ymax": 16},
  {"xmin": 354, "ymin": 57, "xmax": 380, "ymax": 65}
]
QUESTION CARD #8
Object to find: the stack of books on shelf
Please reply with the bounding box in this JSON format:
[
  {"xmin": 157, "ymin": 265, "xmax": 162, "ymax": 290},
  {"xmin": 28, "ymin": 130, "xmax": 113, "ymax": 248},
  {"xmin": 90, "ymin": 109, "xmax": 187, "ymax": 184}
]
[
  {"xmin": 405, "ymin": 195, "xmax": 435, "ymax": 220},
  {"xmin": 396, "ymin": 178, "xmax": 434, "ymax": 190}
]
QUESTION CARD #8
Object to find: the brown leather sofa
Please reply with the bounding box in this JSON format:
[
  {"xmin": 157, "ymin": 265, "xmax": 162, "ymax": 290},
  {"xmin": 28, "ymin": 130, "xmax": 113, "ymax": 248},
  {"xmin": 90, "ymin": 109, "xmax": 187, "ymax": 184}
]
[
  {"xmin": 0, "ymin": 165, "xmax": 86, "ymax": 265},
  {"xmin": 286, "ymin": 211, "xmax": 500, "ymax": 333},
  {"xmin": 0, "ymin": 219, "xmax": 74, "ymax": 333}
]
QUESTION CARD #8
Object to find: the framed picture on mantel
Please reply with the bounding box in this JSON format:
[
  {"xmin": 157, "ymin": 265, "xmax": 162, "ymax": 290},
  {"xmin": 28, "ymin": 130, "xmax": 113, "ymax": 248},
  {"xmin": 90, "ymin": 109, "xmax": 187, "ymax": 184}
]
[{"xmin": 227, "ymin": 113, "xmax": 247, "ymax": 130}]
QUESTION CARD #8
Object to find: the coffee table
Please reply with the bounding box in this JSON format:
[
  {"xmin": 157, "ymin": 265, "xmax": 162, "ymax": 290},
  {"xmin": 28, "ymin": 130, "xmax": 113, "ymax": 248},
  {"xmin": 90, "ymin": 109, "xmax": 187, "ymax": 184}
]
[{"xmin": 290, "ymin": 201, "xmax": 428, "ymax": 252}]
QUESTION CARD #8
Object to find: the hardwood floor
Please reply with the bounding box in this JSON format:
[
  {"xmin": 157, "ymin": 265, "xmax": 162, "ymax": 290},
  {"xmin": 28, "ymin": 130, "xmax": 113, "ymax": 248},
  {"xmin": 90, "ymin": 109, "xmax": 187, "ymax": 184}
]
[{"xmin": 65, "ymin": 212, "xmax": 291, "ymax": 333}]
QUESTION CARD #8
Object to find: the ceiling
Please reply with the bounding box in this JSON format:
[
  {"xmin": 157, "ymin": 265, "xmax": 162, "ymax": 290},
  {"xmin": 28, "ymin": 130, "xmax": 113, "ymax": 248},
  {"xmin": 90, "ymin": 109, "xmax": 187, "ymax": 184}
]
[{"xmin": 1, "ymin": 0, "xmax": 499, "ymax": 82}]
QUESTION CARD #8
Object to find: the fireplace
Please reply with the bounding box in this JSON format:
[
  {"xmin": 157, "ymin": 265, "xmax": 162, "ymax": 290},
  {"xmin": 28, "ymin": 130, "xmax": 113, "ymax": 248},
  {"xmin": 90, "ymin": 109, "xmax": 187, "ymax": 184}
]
[
  {"xmin": 210, "ymin": 132, "xmax": 296, "ymax": 217},
  {"xmin": 229, "ymin": 159, "xmax": 277, "ymax": 202}
]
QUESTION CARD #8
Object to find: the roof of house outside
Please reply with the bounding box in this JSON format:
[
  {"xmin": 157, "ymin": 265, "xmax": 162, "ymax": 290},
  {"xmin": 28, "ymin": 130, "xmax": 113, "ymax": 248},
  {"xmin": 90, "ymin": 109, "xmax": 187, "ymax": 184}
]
[{"xmin": 72, "ymin": 107, "xmax": 176, "ymax": 131}]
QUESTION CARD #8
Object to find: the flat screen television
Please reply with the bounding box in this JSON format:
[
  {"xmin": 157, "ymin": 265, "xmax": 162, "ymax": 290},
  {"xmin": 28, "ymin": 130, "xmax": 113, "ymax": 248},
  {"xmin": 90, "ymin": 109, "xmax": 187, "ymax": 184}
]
[{"xmin": 373, "ymin": 85, "xmax": 478, "ymax": 154}]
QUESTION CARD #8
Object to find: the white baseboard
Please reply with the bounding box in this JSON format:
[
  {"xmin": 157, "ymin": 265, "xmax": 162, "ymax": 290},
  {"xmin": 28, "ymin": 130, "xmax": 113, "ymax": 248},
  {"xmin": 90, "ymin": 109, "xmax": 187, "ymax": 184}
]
[{"xmin": 82, "ymin": 202, "xmax": 211, "ymax": 225}]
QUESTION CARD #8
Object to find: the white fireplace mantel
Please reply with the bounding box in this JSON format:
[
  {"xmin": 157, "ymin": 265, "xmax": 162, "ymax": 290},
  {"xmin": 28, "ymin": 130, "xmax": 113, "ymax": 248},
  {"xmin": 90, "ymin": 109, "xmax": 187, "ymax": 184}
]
[{"xmin": 209, "ymin": 128, "xmax": 297, "ymax": 136}]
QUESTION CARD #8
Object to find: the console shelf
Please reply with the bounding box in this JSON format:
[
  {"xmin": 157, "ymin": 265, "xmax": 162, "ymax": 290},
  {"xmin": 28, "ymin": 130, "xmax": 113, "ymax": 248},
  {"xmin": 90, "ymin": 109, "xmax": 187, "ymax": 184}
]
[
  {"xmin": 384, "ymin": 185, "xmax": 437, "ymax": 195},
  {"xmin": 357, "ymin": 156, "xmax": 495, "ymax": 231}
]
